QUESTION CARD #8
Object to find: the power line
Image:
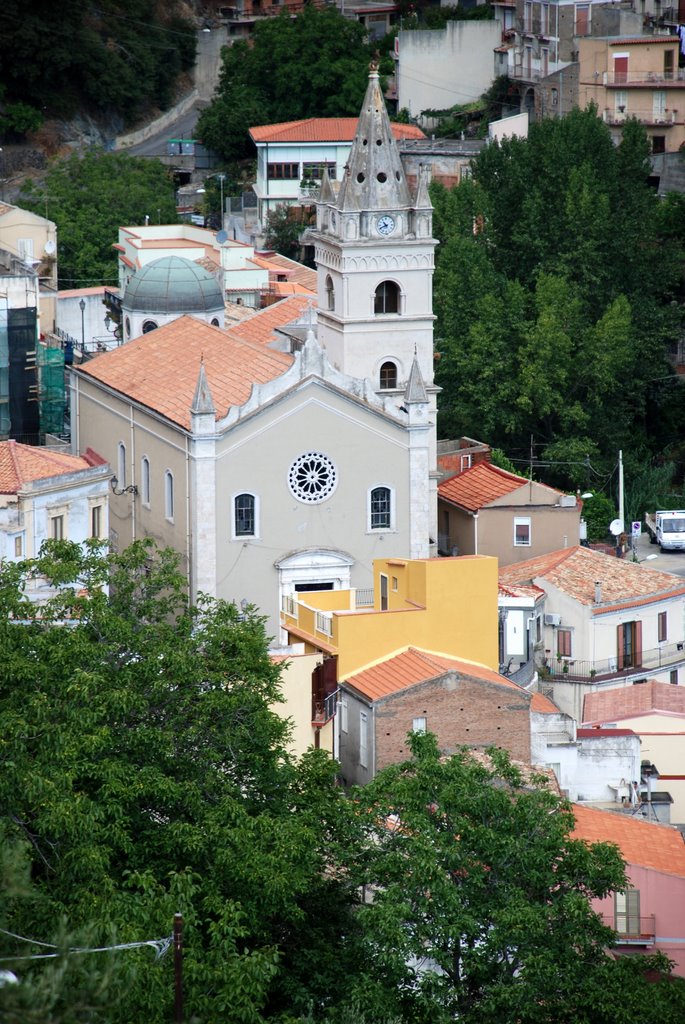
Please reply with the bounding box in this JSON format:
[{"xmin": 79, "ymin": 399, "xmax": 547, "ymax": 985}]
[{"xmin": 0, "ymin": 926, "xmax": 172, "ymax": 963}]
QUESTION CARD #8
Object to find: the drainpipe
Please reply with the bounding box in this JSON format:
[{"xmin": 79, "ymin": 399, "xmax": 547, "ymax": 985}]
[{"xmin": 473, "ymin": 512, "xmax": 479, "ymax": 555}]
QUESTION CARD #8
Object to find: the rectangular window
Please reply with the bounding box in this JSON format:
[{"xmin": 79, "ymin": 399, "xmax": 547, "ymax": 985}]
[
  {"xmin": 359, "ymin": 710, "xmax": 368, "ymax": 768},
  {"xmin": 514, "ymin": 517, "xmax": 531, "ymax": 546},
  {"xmin": 613, "ymin": 55, "xmax": 628, "ymax": 85},
  {"xmin": 536, "ymin": 614, "xmax": 542, "ymax": 644},
  {"xmin": 412, "ymin": 716, "xmax": 427, "ymax": 733},
  {"xmin": 658, "ymin": 611, "xmax": 667, "ymax": 643},
  {"xmin": 18, "ymin": 238, "xmax": 34, "ymax": 259},
  {"xmin": 617, "ymin": 621, "xmax": 642, "ymax": 670},
  {"xmin": 670, "ymin": 669, "xmax": 678, "ymax": 685},
  {"xmin": 340, "ymin": 697, "xmax": 348, "ymax": 734},
  {"xmin": 13, "ymin": 535, "xmax": 23, "ymax": 558},
  {"xmin": 615, "ymin": 890, "xmax": 640, "ymax": 936},
  {"xmin": 653, "ymin": 91, "xmax": 666, "ymax": 119},
  {"xmin": 652, "ymin": 135, "xmax": 666, "ymax": 155},
  {"xmin": 50, "ymin": 514, "xmax": 64, "ymax": 540},
  {"xmin": 267, "ymin": 163, "xmax": 300, "ymax": 180},
  {"xmin": 557, "ymin": 628, "xmax": 572, "ymax": 658},
  {"xmin": 541, "ymin": 2, "xmax": 549, "ymax": 33},
  {"xmin": 91, "ymin": 504, "xmax": 102, "ymax": 539},
  {"xmin": 380, "ymin": 573, "xmax": 388, "ymax": 611},
  {"xmin": 664, "ymin": 49, "xmax": 675, "ymax": 79},
  {"xmin": 524, "ymin": 1, "xmax": 532, "ymax": 30},
  {"xmin": 575, "ymin": 4, "xmax": 589, "ymax": 35},
  {"xmin": 234, "ymin": 493, "xmax": 256, "ymax": 537},
  {"xmin": 392, "ymin": 576, "xmax": 398, "ymax": 592},
  {"xmin": 370, "ymin": 487, "xmax": 392, "ymax": 530},
  {"xmin": 302, "ymin": 161, "xmax": 336, "ymax": 181},
  {"xmin": 460, "ymin": 453, "xmax": 472, "ymax": 472},
  {"xmin": 615, "ymin": 90, "xmax": 627, "ymax": 115},
  {"xmin": 165, "ymin": 471, "xmax": 174, "ymax": 522},
  {"xmin": 541, "ymin": 47, "xmax": 549, "ymax": 77},
  {"xmin": 460, "ymin": 165, "xmax": 472, "ymax": 182}
]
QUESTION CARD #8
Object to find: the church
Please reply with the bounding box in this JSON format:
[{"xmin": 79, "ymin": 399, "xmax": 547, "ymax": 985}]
[{"xmin": 69, "ymin": 66, "xmax": 439, "ymax": 639}]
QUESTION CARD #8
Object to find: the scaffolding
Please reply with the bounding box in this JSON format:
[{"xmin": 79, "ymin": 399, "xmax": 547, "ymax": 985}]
[{"xmin": 37, "ymin": 342, "xmax": 65, "ymax": 437}]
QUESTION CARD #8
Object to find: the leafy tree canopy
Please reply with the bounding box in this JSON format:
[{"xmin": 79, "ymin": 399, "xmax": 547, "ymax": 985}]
[
  {"xmin": 0, "ymin": 540, "xmax": 361, "ymax": 1023},
  {"xmin": 21, "ymin": 151, "xmax": 178, "ymax": 287},
  {"xmin": 0, "ymin": 0, "xmax": 195, "ymax": 126},
  {"xmin": 431, "ymin": 109, "xmax": 685, "ymax": 498},
  {"xmin": 342, "ymin": 733, "xmax": 685, "ymax": 1024},
  {"xmin": 197, "ymin": 7, "xmax": 390, "ymax": 162}
]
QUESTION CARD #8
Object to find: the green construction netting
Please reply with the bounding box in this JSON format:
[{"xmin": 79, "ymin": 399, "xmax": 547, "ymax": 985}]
[{"xmin": 37, "ymin": 343, "xmax": 65, "ymax": 436}]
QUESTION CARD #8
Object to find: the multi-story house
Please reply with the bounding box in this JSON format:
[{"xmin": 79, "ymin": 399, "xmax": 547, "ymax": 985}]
[{"xmin": 578, "ymin": 34, "xmax": 685, "ymax": 152}]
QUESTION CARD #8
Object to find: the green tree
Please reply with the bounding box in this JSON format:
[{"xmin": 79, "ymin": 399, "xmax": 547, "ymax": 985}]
[
  {"xmin": 263, "ymin": 204, "xmax": 312, "ymax": 261},
  {"xmin": 0, "ymin": 1, "xmax": 195, "ymax": 124},
  {"xmin": 197, "ymin": 7, "xmax": 386, "ymax": 162},
  {"xmin": 342, "ymin": 733, "xmax": 684, "ymax": 1024},
  {"xmin": 0, "ymin": 540, "xmax": 361, "ymax": 1022},
  {"xmin": 21, "ymin": 151, "xmax": 178, "ymax": 287}
]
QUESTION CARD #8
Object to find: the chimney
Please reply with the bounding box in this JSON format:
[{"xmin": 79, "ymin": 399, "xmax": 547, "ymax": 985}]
[{"xmin": 594, "ymin": 581, "xmax": 602, "ymax": 604}]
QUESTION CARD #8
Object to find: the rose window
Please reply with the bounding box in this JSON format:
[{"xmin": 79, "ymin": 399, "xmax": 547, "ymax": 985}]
[{"xmin": 288, "ymin": 452, "xmax": 337, "ymax": 503}]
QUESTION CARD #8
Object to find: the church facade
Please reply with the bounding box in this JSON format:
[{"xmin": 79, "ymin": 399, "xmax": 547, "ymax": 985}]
[{"xmin": 69, "ymin": 69, "xmax": 439, "ymax": 640}]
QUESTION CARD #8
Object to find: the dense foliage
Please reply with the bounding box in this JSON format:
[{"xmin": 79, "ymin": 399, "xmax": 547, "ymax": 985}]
[
  {"xmin": 0, "ymin": 0, "xmax": 195, "ymax": 128},
  {"xmin": 431, "ymin": 110, "xmax": 685, "ymax": 498},
  {"xmin": 21, "ymin": 151, "xmax": 178, "ymax": 287},
  {"xmin": 197, "ymin": 7, "xmax": 391, "ymax": 162},
  {"xmin": 3, "ymin": 544, "xmax": 685, "ymax": 1021}
]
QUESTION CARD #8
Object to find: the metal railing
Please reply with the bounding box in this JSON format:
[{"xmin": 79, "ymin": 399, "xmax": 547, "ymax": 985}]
[
  {"xmin": 542, "ymin": 640, "xmax": 685, "ymax": 683},
  {"xmin": 603, "ymin": 70, "xmax": 685, "ymax": 86},
  {"xmin": 601, "ymin": 915, "xmax": 656, "ymax": 943},
  {"xmin": 355, "ymin": 588, "xmax": 374, "ymax": 608},
  {"xmin": 315, "ymin": 610, "xmax": 332, "ymax": 637},
  {"xmin": 312, "ymin": 688, "xmax": 338, "ymax": 725},
  {"xmin": 281, "ymin": 593, "xmax": 297, "ymax": 619}
]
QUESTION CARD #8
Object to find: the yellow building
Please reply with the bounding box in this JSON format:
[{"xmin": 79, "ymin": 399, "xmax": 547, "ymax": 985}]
[
  {"xmin": 279, "ymin": 554, "xmax": 499, "ymax": 746},
  {"xmin": 578, "ymin": 35, "xmax": 685, "ymax": 154}
]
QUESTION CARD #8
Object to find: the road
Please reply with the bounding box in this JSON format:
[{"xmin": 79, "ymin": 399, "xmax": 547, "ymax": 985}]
[
  {"xmin": 126, "ymin": 104, "xmax": 202, "ymax": 158},
  {"xmin": 630, "ymin": 529, "xmax": 685, "ymax": 578}
]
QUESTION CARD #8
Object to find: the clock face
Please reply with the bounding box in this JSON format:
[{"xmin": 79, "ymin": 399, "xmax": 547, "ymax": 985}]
[{"xmin": 377, "ymin": 215, "xmax": 396, "ymax": 236}]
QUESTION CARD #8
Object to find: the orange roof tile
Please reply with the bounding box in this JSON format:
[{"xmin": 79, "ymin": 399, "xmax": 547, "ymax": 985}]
[
  {"xmin": 530, "ymin": 692, "xmax": 559, "ymax": 713},
  {"xmin": 58, "ymin": 286, "xmax": 111, "ymax": 299},
  {"xmin": 572, "ymin": 803, "xmax": 685, "ymax": 877},
  {"xmin": 75, "ymin": 315, "xmax": 293, "ymax": 430},
  {"xmin": 583, "ymin": 680, "xmax": 685, "ymax": 724},
  {"xmin": 438, "ymin": 462, "xmax": 533, "ymax": 512},
  {"xmin": 271, "ymin": 281, "xmax": 315, "ymax": 296},
  {"xmin": 498, "ymin": 546, "xmax": 685, "ymax": 612},
  {"xmin": 259, "ymin": 252, "xmax": 318, "ymax": 292},
  {"xmin": 0, "ymin": 440, "xmax": 96, "ymax": 493},
  {"xmin": 228, "ymin": 294, "xmax": 312, "ymax": 347},
  {"xmin": 343, "ymin": 646, "xmax": 529, "ymax": 702},
  {"xmin": 249, "ymin": 118, "xmax": 425, "ymax": 144}
]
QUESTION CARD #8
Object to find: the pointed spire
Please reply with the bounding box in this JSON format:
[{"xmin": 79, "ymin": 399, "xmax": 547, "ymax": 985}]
[
  {"xmin": 319, "ymin": 166, "xmax": 335, "ymax": 203},
  {"xmin": 404, "ymin": 356, "xmax": 427, "ymax": 404},
  {"xmin": 414, "ymin": 162, "xmax": 433, "ymax": 211},
  {"xmin": 191, "ymin": 359, "xmax": 216, "ymax": 416},
  {"xmin": 336, "ymin": 63, "xmax": 411, "ymax": 212}
]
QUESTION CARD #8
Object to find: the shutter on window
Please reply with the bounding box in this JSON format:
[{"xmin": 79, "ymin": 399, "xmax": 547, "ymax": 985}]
[
  {"xmin": 322, "ymin": 656, "xmax": 338, "ymax": 698},
  {"xmin": 634, "ymin": 620, "xmax": 643, "ymax": 668},
  {"xmin": 617, "ymin": 624, "xmax": 624, "ymax": 670}
]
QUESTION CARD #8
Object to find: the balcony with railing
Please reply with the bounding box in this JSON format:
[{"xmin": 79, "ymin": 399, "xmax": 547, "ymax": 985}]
[
  {"xmin": 603, "ymin": 108, "xmax": 677, "ymax": 126},
  {"xmin": 601, "ymin": 915, "xmax": 656, "ymax": 945},
  {"xmin": 602, "ymin": 70, "xmax": 685, "ymax": 87},
  {"xmin": 541, "ymin": 639, "xmax": 685, "ymax": 683},
  {"xmin": 312, "ymin": 688, "xmax": 338, "ymax": 726},
  {"xmin": 103, "ymin": 289, "xmax": 122, "ymax": 317}
]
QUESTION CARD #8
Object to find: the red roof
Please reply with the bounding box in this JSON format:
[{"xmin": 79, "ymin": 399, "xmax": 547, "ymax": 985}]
[
  {"xmin": 576, "ymin": 727, "xmax": 636, "ymax": 738},
  {"xmin": 572, "ymin": 803, "xmax": 685, "ymax": 877},
  {"xmin": 499, "ymin": 546, "xmax": 685, "ymax": 612},
  {"xmin": 0, "ymin": 440, "xmax": 96, "ymax": 493},
  {"xmin": 583, "ymin": 681, "xmax": 685, "ymax": 725},
  {"xmin": 438, "ymin": 462, "xmax": 532, "ymax": 512},
  {"xmin": 343, "ymin": 646, "xmax": 528, "ymax": 702},
  {"xmin": 250, "ymin": 118, "xmax": 425, "ymax": 144},
  {"xmin": 76, "ymin": 315, "xmax": 293, "ymax": 430},
  {"xmin": 228, "ymin": 294, "xmax": 312, "ymax": 347}
]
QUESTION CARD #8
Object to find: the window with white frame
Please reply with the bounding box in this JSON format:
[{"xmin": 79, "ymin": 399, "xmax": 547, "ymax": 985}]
[
  {"xmin": 369, "ymin": 486, "xmax": 393, "ymax": 531},
  {"xmin": 90, "ymin": 504, "xmax": 103, "ymax": 539},
  {"xmin": 164, "ymin": 470, "xmax": 174, "ymax": 521},
  {"xmin": 379, "ymin": 361, "xmax": 398, "ymax": 389},
  {"xmin": 374, "ymin": 280, "xmax": 400, "ymax": 315},
  {"xmin": 653, "ymin": 91, "xmax": 667, "ymax": 119},
  {"xmin": 514, "ymin": 517, "xmax": 531, "ymax": 546},
  {"xmin": 359, "ymin": 710, "xmax": 368, "ymax": 768},
  {"xmin": 557, "ymin": 628, "xmax": 572, "ymax": 658},
  {"xmin": 50, "ymin": 513, "xmax": 65, "ymax": 540},
  {"xmin": 18, "ymin": 238, "xmax": 34, "ymax": 259},
  {"xmin": 340, "ymin": 696, "xmax": 348, "ymax": 734},
  {"xmin": 141, "ymin": 456, "xmax": 151, "ymax": 506},
  {"xmin": 233, "ymin": 492, "xmax": 258, "ymax": 538},
  {"xmin": 460, "ymin": 453, "xmax": 472, "ymax": 472},
  {"xmin": 12, "ymin": 534, "xmax": 24, "ymax": 559},
  {"xmin": 412, "ymin": 716, "xmax": 427, "ymax": 734},
  {"xmin": 658, "ymin": 610, "xmax": 667, "ymax": 643}
]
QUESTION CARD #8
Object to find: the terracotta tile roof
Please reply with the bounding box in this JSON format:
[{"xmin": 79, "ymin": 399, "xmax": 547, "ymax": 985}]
[
  {"xmin": 259, "ymin": 252, "xmax": 318, "ymax": 292},
  {"xmin": 250, "ymin": 118, "xmax": 426, "ymax": 144},
  {"xmin": 583, "ymin": 681, "xmax": 685, "ymax": 724},
  {"xmin": 498, "ymin": 582, "xmax": 545, "ymax": 601},
  {"xmin": 228, "ymin": 294, "xmax": 312, "ymax": 347},
  {"xmin": 572, "ymin": 803, "xmax": 685, "ymax": 877},
  {"xmin": 0, "ymin": 440, "xmax": 95, "ymax": 493},
  {"xmin": 498, "ymin": 545, "xmax": 685, "ymax": 613},
  {"xmin": 530, "ymin": 692, "xmax": 560, "ymax": 713},
  {"xmin": 58, "ymin": 286, "xmax": 111, "ymax": 299},
  {"xmin": 608, "ymin": 36, "xmax": 674, "ymax": 45},
  {"xmin": 75, "ymin": 315, "xmax": 293, "ymax": 430},
  {"xmin": 438, "ymin": 462, "xmax": 532, "ymax": 512},
  {"xmin": 343, "ymin": 646, "xmax": 529, "ymax": 702},
  {"xmin": 270, "ymin": 281, "xmax": 315, "ymax": 297}
]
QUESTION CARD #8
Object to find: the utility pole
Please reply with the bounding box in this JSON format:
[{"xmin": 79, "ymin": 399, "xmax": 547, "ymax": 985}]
[
  {"xmin": 174, "ymin": 913, "xmax": 183, "ymax": 1024},
  {"xmin": 618, "ymin": 449, "xmax": 625, "ymax": 532}
]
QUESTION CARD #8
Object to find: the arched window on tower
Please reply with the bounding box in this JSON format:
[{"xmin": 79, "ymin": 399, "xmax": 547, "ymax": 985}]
[
  {"xmin": 325, "ymin": 275, "xmax": 335, "ymax": 311},
  {"xmin": 374, "ymin": 280, "xmax": 400, "ymax": 315},
  {"xmin": 379, "ymin": 361, "xmax": 398, "ymax": 390}
]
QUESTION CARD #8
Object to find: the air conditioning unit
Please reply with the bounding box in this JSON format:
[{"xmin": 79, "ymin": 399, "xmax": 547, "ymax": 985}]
[{"xmin": 544, "ymin": 613, "xmax": 562, "ymax": 626}]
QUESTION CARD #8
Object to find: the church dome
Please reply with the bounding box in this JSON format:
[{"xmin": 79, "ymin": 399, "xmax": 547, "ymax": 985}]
[{"xmin": 123, "ymin": 256, "xmax": 224, "ymax": 315}]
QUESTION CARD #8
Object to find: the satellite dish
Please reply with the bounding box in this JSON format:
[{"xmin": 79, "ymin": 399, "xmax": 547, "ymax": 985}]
[
  {"xmin": 44, "ymin": 239, "xmax": 56, "ymax": 255},
  {"xmin": 609, "ymin": 519, "xmax": 624, "ymax": 536},
  {"xmin": 216, "ymin": 229, "xmax": 228, "ymax": 244}
]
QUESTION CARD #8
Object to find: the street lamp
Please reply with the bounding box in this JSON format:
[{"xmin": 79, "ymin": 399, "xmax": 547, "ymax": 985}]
[{"xmin": 79, "ymin": 298, "xmax": 86, "ymax": 352}]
